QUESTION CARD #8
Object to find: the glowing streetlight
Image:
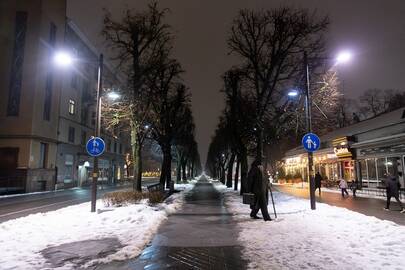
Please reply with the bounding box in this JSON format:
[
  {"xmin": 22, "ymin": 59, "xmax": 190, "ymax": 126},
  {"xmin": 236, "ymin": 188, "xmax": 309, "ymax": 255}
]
[
  {"xmin": 336, "ymin": 51, "xmax": 352, "ymax": 65},
  {"xmin": 54, "ymin": 51, "xmax": 73, "ymax": 67},
  {"xmin": 287, "ymin": 90, "xmax": 299, "ymax": 97},
  {"xmin": 107, "ymin": 92, "xmax": 120, "ymax": 100}
]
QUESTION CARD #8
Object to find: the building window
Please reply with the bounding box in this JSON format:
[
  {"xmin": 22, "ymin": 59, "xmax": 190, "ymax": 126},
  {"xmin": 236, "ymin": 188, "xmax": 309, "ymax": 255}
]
[
  {"xmin": 39, "ymin": 143, "xmax": 48, "ymax": 168},
  {"xmin": 107, "ymin": 139, "xmax": 111, "ymax": 152},
  {"xmin": 114, "ymin": 142, "xmax": 117, "ymax": 153},
  {"xmin": 81, "ymin": 130, "xmax": 87, "ymax": 145},
  {"xmin": 68, "ymin": 127, "xmax": 75, "ymax": 143},
  {"xmin": 69, "ymin": 99, "xmax": 75, "ymax": 115},
  {"xmin": 43, "ymin": 22, "xmax": 57, "ymax": 121},
  {"xmin": 119, "ymin": 143, "xmax": 122, "ymax": 154},
  {"xmin": 7, "ymin": 11, "xmax": 28, "ymax": 116}
]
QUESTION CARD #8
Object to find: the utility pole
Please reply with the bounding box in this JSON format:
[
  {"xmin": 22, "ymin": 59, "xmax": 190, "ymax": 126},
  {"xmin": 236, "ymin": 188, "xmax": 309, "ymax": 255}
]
[
  {"xmin": 304, "ymin": 51, "xmax": 316, "ymax": 210},
  {"xmin": 91, "ymin": 54, "xmax": 103, "ymax": 213}
]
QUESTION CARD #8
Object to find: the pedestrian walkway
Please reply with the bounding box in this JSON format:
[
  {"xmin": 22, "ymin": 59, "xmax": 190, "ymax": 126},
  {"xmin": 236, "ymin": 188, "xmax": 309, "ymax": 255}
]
[
  {"xmin": 276, "ymin": 185, "xmax": 405, "ymax": 226},
  {"xmin": 96, "ymin": 176, "xmax": 246, "ymax": 270}
]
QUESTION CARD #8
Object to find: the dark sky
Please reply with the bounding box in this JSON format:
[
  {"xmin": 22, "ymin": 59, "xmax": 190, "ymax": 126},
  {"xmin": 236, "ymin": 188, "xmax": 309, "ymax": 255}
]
[{"xmin": 68, "ymin": 0, "xmax": 405, "ymax": 163}]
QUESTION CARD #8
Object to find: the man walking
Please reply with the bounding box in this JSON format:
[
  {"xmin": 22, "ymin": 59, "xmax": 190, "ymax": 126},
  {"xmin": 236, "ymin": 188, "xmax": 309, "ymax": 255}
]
[
  {"xmin": 384, "ymin": 175, "xmax": 405, "ymax": 213},
  {"xmin": 339, "ymin": 178, "xmax": 349, "ymax": 197},
  {"xmin": 247, "ymin": 160, "xmax": 271, "ymax": 221}
]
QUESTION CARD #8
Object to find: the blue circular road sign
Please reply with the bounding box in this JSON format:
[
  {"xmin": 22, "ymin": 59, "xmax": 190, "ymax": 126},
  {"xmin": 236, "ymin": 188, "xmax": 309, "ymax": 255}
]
[
  {"xmin": 86, "ymin": 137, "xmax": 105, "ymax": 157},
  {"xmin": 302, "ymin": 133, "xmax": 321, "ymax": 152}
]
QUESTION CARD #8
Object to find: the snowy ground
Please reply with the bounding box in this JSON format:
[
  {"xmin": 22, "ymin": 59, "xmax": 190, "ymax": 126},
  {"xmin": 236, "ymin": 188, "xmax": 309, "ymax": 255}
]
[
  {"xmin": 0, "ymin": 183, "xmax": 192, "ymax": 270},
  {"xmin": 222, "ymin": 186, "xmax": 405, "ymax": 270}
]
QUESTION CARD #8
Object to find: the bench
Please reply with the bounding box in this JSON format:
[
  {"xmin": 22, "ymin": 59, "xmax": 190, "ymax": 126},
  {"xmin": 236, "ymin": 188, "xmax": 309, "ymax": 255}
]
[{"xmin": 147, "ymin": 183, "xmax": 162, "ymax": 192}]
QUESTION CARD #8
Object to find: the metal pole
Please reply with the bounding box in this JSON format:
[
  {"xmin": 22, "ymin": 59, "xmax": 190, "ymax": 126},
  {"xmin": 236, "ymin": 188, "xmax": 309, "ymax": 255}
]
[
  {"xmin": 91, "ymin": 53, "xmax": 103, "ymax": 212},
  {"xmin": 304, "ymin": 51, "xmax": 316, "ymax": 210}
]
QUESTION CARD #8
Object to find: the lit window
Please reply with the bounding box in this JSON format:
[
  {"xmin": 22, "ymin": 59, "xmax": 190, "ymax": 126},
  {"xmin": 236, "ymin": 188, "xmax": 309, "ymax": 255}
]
[{"xmin": 69, "ymin": 99, "xmax": 75, "ymax": 115}]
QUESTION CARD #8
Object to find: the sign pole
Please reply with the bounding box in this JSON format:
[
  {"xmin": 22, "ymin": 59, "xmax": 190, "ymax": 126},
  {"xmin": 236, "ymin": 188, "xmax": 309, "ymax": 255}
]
[
  {"xmin": 91, "ymin": 54, "xmax": 103, "ymax": 213},
  {"xmin": 304, "ymin": 52, "xmax": 316, "ymax": 210}
]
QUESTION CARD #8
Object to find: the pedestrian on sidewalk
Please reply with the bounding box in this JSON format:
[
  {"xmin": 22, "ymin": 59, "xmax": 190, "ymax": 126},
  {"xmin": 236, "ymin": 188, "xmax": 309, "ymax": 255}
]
[
  {"xmin": 384, "ymin": 175, "xmax": 405, "ymax": 213},
  {"xmin": 350, "ymin": 179, "xmax": 358, "ymax": 197},
  {"xmin": 247, "ymin": 160, "xmax": 272, "ymax": 221},
  {"xmin": 339, "ymin": 179, "xmax": 349, "ymax": 197},
  {"xmin": 314, "ymin": 172, "xmax": 322, "ymax": 196}
]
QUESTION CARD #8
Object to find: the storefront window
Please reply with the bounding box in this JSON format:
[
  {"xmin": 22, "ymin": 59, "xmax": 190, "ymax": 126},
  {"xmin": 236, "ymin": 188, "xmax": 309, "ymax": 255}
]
[
  {"xmin": 377, "ymin": 158, "xmax": 387, "ymax": 186},
  {"xmin": 359, "ymin": 159, "xmax": 367, "ymax": 179},
  {"xmin": 366, "ymin": 159, "xmax": 377, "ymax": 180},
  {"xmin": 386, "ymin": 157, "xmax": 398, "ymax": 176}
]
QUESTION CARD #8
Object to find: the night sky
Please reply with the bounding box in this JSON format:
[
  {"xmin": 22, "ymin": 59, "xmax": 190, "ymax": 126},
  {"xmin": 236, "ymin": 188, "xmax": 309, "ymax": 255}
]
[{"xmin": 68, "ymin": 0, "xmax": 405, "ymax": 162}]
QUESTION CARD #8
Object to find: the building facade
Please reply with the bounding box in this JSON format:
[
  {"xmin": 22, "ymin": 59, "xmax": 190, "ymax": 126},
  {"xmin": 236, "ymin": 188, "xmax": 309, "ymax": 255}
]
[
  {"xmin": 0, "ymin": 0, "xmax": 128, "ymax": 194},
  {"xmin": 281, "ymin": 108, "xmax": 405, "ymax": 189}
]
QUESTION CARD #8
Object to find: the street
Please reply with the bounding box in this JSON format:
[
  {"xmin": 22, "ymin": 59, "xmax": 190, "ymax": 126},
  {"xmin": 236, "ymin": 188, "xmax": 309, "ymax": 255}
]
[{"xmin": 0, "ymin": 177, "xmax": 159, "ymax": 223}]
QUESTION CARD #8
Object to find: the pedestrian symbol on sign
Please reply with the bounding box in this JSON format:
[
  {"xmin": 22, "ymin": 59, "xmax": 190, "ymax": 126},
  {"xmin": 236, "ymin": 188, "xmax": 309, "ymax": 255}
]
[{"xmin": 302, "ymin": 133, "xmax": 320, "ymax": 152}]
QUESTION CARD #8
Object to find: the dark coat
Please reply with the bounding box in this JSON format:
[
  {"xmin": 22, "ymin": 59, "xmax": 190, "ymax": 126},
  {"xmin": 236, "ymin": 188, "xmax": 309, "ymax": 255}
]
[
  {"xmin": 314, "ymin": 173, "xmax": 322, "ymax": 188},
  {"xmin": 386, "ymin": 176, "xmax": 401, "ymax": 197},
  {"xmin": 247, "ymin": 164, "xmax": 268, "ymax": 205}
]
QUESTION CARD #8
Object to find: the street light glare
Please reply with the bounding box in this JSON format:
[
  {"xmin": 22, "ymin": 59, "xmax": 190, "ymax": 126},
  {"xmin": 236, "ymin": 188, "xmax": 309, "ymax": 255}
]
[
  {"xmin": 54, "ymin": 51, "xmax": 73, "ymax": 67},
  {"xmin": 287, "ymin": 90, "xmax": 299, "ymax": 97},
  {"xmin": 107, "ymin": 92, "xmax": 120, "ymax": 100},
  {"xmin": 336, "ymin": 51, "xmax": 352, "ymax": 64}
]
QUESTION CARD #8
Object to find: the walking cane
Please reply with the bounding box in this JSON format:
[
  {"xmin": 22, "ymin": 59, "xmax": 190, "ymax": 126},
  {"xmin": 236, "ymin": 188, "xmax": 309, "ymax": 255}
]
[{"xmin": 269, "ymin": 183, "xmax": 277, "ymax": 219}]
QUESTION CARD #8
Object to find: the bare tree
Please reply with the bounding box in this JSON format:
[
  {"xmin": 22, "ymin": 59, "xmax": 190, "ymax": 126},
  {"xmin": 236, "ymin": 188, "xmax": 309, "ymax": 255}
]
[
  {"xmin": 102, "ymin": 2, "xmax": 172, "ymax": 191},
  {"xmin": 228, "ymin": 7, "xmax": 329, "ymax": 162}
]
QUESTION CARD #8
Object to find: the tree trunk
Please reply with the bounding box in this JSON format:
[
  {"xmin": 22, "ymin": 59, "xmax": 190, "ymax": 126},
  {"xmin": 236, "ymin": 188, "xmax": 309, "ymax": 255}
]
[
  {"xmin": 135, "ymin": 135, "xmax": 142, "ymax": 192},
  {"xmin": 239, "ymin": 146, "xmax": 248, "ymax": 195},
  {"xmin": 176, "ymin": 162, "xmax": 181, "ymax": 183},
  {"xmin": 256, "ymin": 128, "xmax": 263, "ymax": 163},
  {"xmin": 220, "ymin": 166, "xmax": 226, "ymax": 184},
  {"xmin": 234, "ymin": 159, "xmax": 240, "ymax": 191},
  {"xmin": 131, "ymin": 122, "xmax": 137, "ymax": 191},
  {"xmin": 226, "ymin": 153, "xmax": 235, "ymax": 187},
  {"xmin": 181, "ymin": 160, "xmax": 187, "ymax": 182},
  {"xmin": 191, "ymin": 161, "xmax": 194, "ymax": 179}
]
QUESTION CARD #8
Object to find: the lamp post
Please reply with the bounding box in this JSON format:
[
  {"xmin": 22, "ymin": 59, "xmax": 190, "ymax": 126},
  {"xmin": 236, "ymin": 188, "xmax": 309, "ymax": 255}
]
[
  {"xmin": 91, "ymin": 53, "xmax": 103, "ymax": 213},
  {"xmin": 288, "ymin": 50, "xmax": 353, "ymax": 210}
]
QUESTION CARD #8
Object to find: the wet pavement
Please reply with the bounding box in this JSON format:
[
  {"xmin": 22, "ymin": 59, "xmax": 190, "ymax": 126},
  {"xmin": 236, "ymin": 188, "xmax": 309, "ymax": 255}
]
[
  {"xmin": 276, "ymin": 185, "xmax": 405, "ymax": 225},
  {"xmin": 95, "ymin": 176, "xmax": 246, "ymax": 270}
]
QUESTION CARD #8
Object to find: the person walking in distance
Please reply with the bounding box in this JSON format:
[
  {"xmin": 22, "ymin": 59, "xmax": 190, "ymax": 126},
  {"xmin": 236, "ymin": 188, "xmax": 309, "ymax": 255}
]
[
  {"xmin": 247, "ymin": 160, "xmax": 271, "ymax": 221},
  {"xmin": 339, "ymin": 178, "xmax": 349, "ymax": 197},
  {"xmin": 314, "ymin": 172, "xmax": 322, "ymax": 196},
  {"xmin": 384, "ymin": 175, "xmax": 405, "ymax": 213},
  {"xmin": 350, "ymin": 179, "xmax": 358, "ymax": 198}
]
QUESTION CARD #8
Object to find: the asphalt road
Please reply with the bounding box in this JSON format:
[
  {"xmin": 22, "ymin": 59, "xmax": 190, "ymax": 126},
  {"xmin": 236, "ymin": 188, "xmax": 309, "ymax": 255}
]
[{"xmin": 0, "ymin": 177, "xmax": 159, "ymax": 223}]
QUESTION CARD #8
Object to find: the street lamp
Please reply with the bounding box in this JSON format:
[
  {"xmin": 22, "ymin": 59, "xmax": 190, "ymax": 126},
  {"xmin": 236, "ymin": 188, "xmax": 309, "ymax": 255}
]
[
  {"xmin": 107, "ymin": 91, "xmax": 120, "ymax": 101},
  {"xmin": 54, "ymin": 51, "xmax": 104, "ymax": 213},
  {"xmin": 288, "ymin": 50, "xmax": 352, "ymax": 210}
]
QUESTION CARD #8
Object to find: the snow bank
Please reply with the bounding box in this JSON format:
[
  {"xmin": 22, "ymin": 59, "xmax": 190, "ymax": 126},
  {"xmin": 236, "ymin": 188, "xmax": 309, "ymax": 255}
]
[
  {"xmin": 225, "ymin": 187, "xmax": 405, "ymax": 270},
  {"xmin": 0, "ymin": 188, "xmax": 190, "ymax": 270}
]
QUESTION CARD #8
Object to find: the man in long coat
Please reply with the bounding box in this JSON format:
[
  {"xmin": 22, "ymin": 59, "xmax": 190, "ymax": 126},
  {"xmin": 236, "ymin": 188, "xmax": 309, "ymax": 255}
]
[{"xmin": 247, "ymin": 160, "xmax": 271, "ymax": 221}]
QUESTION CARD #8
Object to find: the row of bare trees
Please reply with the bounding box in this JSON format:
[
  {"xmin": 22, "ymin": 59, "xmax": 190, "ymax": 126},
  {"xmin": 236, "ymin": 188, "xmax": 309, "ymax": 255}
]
[
  {"xmin": 101, "ymin": 2, "xmax": 201, "ymax": 192},
  {"xmin": 206, "ymin": 7, "xmax": 341, "ymax": 192}
]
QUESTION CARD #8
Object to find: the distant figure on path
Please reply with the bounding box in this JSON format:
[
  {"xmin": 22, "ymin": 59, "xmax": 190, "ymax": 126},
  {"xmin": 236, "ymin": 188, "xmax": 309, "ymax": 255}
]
[
  {"xmin": 350, "ymin": 179, "xmax": 358, "ymax": 197},
  {"xmin": 384, "ymin": 175, "xmax": 405, "ymax": 213},
  {"xmin": 247, "ymin": 160, "xmax": 271, "ymax": 221},
  {"xmin": 339, "ymin": 179, "xmax": 349, "ymax": 197},
  {"xmin": 314, "ymin": 172, "xmax": 322, "ymax": 195}
]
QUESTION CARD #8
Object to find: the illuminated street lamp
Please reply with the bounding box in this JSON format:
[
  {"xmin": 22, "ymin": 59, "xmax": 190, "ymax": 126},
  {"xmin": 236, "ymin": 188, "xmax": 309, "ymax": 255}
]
[
  {"xmin": 336, "ymin": 51, "xmax": 352, "ymax": 65},
  {"xmin": 54, "ymin": 50, "xmax": 104, "ymax": 213},
  {"xmin": 107, "ymin": 92, "xmax": 120, "ymax": 101}
]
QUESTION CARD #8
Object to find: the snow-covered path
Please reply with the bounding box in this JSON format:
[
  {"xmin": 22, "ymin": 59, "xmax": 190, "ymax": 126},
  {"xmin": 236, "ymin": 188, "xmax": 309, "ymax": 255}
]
[
  {"xmin": 0, "ymin": 184, "xmax": 191, "ymax": 270},
  {"xmin": 225, "ymin": 188, "xmax": 405, "ymax": 270}
]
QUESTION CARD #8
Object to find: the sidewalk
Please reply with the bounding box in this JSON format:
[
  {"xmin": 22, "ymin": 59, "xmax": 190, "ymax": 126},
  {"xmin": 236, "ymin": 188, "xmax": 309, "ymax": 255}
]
[
  {"xmin": 275, "ymin": 185, "xmax": 405, "ymax": 226},
  {"xmin": 96, "ymin": 176, "xmax": 246, "ymax": 270}
]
